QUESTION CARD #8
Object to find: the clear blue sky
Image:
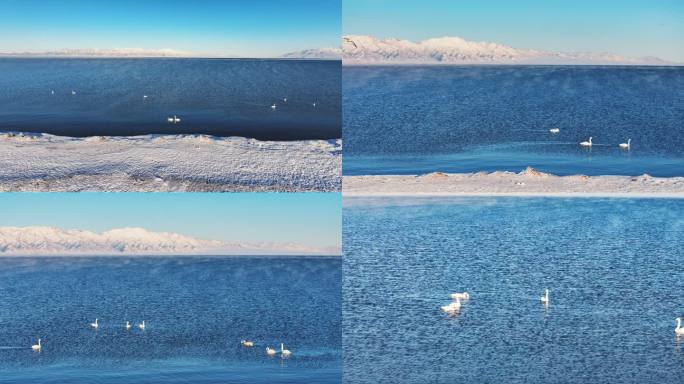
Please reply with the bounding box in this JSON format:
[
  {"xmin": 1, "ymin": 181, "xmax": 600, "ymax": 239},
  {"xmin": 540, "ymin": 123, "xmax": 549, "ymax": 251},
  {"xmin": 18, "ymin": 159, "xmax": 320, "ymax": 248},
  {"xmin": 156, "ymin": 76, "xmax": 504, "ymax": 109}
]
[
  {"xmin": 0, "ymin": 193, "xmax": 341, "ymax": 248},
  {"xmin": 0, "ymin": 0, "xmax": 340, "ymax": 57},
  {"xmin": 344, "ymin": 0, "xmax": 684, "ymax": 62}
]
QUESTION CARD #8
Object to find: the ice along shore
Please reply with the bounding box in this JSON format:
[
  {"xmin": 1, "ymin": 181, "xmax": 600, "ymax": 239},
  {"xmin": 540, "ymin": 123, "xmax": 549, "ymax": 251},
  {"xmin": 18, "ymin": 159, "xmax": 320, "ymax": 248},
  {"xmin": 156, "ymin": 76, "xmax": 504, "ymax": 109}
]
[
  {"xmin": 0, "ymin": 132, "xmax": 341, "ymax": 192},
  {"xmin": 343, "ymin": 167, "xmax": 684, "ymax": 198}
]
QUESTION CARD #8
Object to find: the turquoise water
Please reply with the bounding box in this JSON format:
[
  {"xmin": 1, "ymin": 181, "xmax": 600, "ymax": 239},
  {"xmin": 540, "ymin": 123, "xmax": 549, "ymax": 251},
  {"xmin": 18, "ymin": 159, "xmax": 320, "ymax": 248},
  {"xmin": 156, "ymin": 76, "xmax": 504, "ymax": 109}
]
[
  {"xmin": 0, "ymin": 256, "xmax": 341, "ymax": 383},
  {"xmin": 344, "ymin": 66, "xmax": 684, "ymax": 176},
  {"xmin": 343, "ymin": 197, "xmax": 684, "ymax": 383}
]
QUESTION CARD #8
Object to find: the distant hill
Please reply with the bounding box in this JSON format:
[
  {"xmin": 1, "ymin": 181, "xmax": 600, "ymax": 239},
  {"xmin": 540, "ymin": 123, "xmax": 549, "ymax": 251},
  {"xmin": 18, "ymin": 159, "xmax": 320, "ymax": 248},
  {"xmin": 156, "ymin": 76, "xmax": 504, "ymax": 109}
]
[
  {"xmin": 0, "ymin": 48, "xmax": 194, "ymax": 58},
  {"xmin": 342, "ymin": 35, "xmax": 675, "ymax": 65},
  {"xmin": 0, "ymin": 226, "xmax": 338, "ymax": 256},
  {"xmin": 281, "ymin": 47, "xmax": 341, "ymax": 60}
]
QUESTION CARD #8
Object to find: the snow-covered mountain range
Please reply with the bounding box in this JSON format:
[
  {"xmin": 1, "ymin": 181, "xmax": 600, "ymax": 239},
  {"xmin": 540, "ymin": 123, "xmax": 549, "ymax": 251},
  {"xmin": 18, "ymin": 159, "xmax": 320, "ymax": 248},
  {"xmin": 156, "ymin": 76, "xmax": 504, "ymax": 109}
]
[
  {"xmin": 0, "ymin": 226, "xmax": 338, "ymax": 256},
  {"xmin": 281, "ymin": 47, "xmax": 342, "ymax": 60},
  {"xmin": 1, "ymin": 47, "xmax": 342, "ymax": 59},
  {"xmin": 342, "ymin": 35, "xmax": 673, "ymax": 65},
  {"xmin": 0, "ymin": 48, "xmax": 195, "ymax": 58}
]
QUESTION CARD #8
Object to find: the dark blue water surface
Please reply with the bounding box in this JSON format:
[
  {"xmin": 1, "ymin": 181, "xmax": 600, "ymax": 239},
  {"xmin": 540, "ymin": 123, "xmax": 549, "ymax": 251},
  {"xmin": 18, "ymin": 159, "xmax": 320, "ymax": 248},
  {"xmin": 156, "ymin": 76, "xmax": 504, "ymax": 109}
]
[
  {"xmin": 343, "ymin": 197, "xmax": 684, "ymax": 383},
  {"xmin": 0, "ymin": 58, "xmax": 340, "ymax": 140},
  {"xmin": 0, "ymin": 256, "xmax": 341, "ymax": 383},
  {"xmin": 343, "ymin": 66, "xmax": 684, "ymax": 176}
]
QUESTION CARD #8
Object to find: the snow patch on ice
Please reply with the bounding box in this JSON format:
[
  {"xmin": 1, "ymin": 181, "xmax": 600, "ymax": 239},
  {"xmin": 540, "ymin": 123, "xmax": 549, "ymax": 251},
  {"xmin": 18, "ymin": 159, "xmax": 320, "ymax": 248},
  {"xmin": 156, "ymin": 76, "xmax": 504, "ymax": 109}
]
[
  {"xmin": 0, "ymin": 133, "xmax": 341, "ymax": 192},
  {"xmin": 344, "ymin": 170, "xmax": 684, "ymax": 197}
]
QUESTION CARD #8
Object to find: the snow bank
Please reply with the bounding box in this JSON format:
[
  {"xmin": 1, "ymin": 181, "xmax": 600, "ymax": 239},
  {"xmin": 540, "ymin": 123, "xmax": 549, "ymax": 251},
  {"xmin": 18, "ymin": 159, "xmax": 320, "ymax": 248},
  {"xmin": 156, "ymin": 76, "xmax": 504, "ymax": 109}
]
[
  {"xmin": 0, "ymin": 133, "xmax": 341, "ymax": 192},
  {"xmin": 343, "ymin": 168, "xmax": 684, "ymax": 197}
]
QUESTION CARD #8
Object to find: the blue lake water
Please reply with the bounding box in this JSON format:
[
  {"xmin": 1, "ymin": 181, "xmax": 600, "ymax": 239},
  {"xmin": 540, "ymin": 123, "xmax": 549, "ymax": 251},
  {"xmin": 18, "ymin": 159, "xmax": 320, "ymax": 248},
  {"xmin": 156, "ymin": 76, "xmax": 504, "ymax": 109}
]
[
  {"xmin": 0, "ymin": 256, "xmax": 341, "ymax": 384},
  {"xmin": 0, "ymin": 58, "xmax": 340, "ymax": 140},
  {"xmin": 343, "ymin": 197, "xmax": 684, "ymax": 383},
  {"xmin": 343, "ymin": 66, "xmax": 684, "ymax": 176}
]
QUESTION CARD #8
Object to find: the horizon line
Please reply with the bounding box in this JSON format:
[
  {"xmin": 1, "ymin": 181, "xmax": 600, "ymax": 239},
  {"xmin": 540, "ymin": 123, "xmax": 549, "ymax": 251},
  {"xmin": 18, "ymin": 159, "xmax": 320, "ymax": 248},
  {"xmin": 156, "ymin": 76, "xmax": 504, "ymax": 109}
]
[
  {"xmin": 0, "ymin": 253, "xmax": 341, "ymax": 257},
  {"xmin": 0, "ymin": 55, "xmax": 340, "ymax": 61}
]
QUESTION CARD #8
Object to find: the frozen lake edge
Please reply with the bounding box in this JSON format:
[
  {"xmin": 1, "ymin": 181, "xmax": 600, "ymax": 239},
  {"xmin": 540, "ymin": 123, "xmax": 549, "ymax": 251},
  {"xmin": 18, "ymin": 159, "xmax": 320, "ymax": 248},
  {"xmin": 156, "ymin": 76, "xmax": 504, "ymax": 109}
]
[
  {"xmin": 0, "ymin": 132, "xmax": 342, "ymax": 192},
  {"xmin": 343, "ymin": 167, "xmax": 684, "ymax": 197}
]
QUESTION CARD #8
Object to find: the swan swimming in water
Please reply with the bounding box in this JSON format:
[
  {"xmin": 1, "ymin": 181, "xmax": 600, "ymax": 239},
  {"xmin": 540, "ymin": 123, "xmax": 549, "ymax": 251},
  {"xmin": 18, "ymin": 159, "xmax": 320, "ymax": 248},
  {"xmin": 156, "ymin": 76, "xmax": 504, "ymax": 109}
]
[
  {"xmin": 138, "ymin": 321, "xmax": 145, "ymax": 330},
  {"xmin": 441, "ymin": 297, "xmax": 461, "ymax": 314},
  {"xmin": 540, "ymin": 289, "xmax": 549, "ymax": 304},
  {"xmin": 280, "ymin": 343, "xmax": 291, "ymax": 357},
  {"xmin": 90, "ymin": 318, "xmax": 99, "ymax": 329},
  {"xmin": 312, "ymin": 102, "xmax": 317, "ymax": 108},
  {"xmin": 549, "ymin": 128, "xmax": 560, "ymax": 134},
  {"xmin": 283, "ymin": 97, "xmax": 287, "ymax": 102},
  {"xmin": 50, "ymin": 90, "xmax": 54, "ymax": 95},
  {"xmin": 167, "ymin": 115, "xmax": 181, "ymax": 123},
  {"xmin": 71, "ymin": 90, "xmax": 76, "ymax": 95},
  {"xmin": 676, "ymin": 318, "xmax": 684, "ymax": 336},
  {"xmin": 241, "ymin": 340, "xmax": 254, "ymax": 347},
  {"xmin": 619, "ymin": 139, "xmax": 631, "ymax": 149},
  {"xmin": 31, "ymin": 338, "xmax": 41, "ymax": 351},
  {"xmin": 450, "ymin": 292, "xmax": 470, "ymax": 300},
  {"xmin": 579, "ymin": 137, "xmax": 593, "ymax": 147},
  {"xmin": 271, "ymin": 103, "xmax": 277, "ymax": 110},
  {"xmin": 266, "ymin": 346, "xmax": 276, "ymax": 355},
  {"xmin": 125, "ymin": 321, "xmax": 132, "ymax": 330}
]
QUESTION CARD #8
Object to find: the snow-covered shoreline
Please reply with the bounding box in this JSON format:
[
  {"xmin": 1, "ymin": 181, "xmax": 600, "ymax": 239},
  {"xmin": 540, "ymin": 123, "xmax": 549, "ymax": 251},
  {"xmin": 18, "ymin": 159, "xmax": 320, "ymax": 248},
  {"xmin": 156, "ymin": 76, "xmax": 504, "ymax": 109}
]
[
  {"xmin": 343, "ymin": 168, "xmax": 684, "ymax": 198},
  {"xmin": 0, "ymin": 132, "xmax": 341, "ymax": 192}
]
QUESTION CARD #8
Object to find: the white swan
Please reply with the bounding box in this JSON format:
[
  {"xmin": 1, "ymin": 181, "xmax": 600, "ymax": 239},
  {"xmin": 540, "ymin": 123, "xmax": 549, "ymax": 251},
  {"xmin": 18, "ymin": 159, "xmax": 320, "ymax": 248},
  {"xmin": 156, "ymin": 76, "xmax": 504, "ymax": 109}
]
[
  {"xmin": 90, "ymin": 318, "xmax": 99, "ymax": 329},
  {"xmin": 676, "ymin": 318, "xmax": 684, "ymax": 336},
  {"xmin": 266, "ymin": 346, "xmax": 276, "ymax": 355},
  {"xmin": 619, "ymin": 139, "xmax": 631, "ymax": 149},
  {"xmin": 579, "ymin": 137, "xmax": 593, "ymax": 147},
  {"xmin": 138, "ymin": 321, "xmax": 145, "ymax": 330},
  {"xmin": 167, "ymin": 115, "xmax": 181, "ymax": 123},
  {"xmin": 50, "ymin": 90, "xmax": 55, "ymax": 95},
  {"xmin": 241, "ymin": 340, "xmax": 254, "ymax": 347},
  {"xmin": 441, "ymin": 297, "xmax": 461, "ymax": 313},
  {"xmin": 71, "ymin": 90, "xmax": 76, "ymax": 95},
  {"xmin": 31, "ymin": 338, "xmax": 41, "ymax": 351},
  {"xmin": 450, "ymin": 292, "xmax": 470, "ymax": 300},
  {"xmin": 271, "ymin": 104, "xmax": 277, "ymax": 110},
  {"xmin": 540, "ymin": 289, "xmax": 549, "ymax": 304},
  {"xmin": 280, "ymin": 343, "xmax": 291, "ymax": 357},
  {"xmin": 143, "ymin": 95, "xmax": 148, "ymax": 99},
  {"xmin": 312, "ymin": 102, "xmax": 317, "ymax": 108},
  {"xmin": 125, "ymin": 321, "xmax": 132, "ymax": 330},
  {"xmin": 283, "ymin": 98, "xmax": 287, "ymax": 102},
  {"xmin": 549, "ymin": 128, "xmax": 560, "ymax": 134}
]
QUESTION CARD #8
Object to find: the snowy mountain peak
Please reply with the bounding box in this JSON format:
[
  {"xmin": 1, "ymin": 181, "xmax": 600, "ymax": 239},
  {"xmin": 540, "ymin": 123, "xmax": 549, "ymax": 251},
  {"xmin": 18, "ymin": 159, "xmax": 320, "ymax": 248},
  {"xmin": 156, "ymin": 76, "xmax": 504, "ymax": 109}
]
[
  {"xmin": 281, "ymin": 47, "xmax": 341, "ymax": 59},
  {"xmin": 342, "ymin": 34, "xmax": 673, "ymax": 65},
  {"xmin": 421, "ymin": 36, "xmax": 468, "ymax": 47},
  {"xmin": 0, "ymin": 226, "xmax": 338, "ymax": 256},
  {"xmin": 103, "ymin": 227, "xmax": 154, "ymax": 236}
]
